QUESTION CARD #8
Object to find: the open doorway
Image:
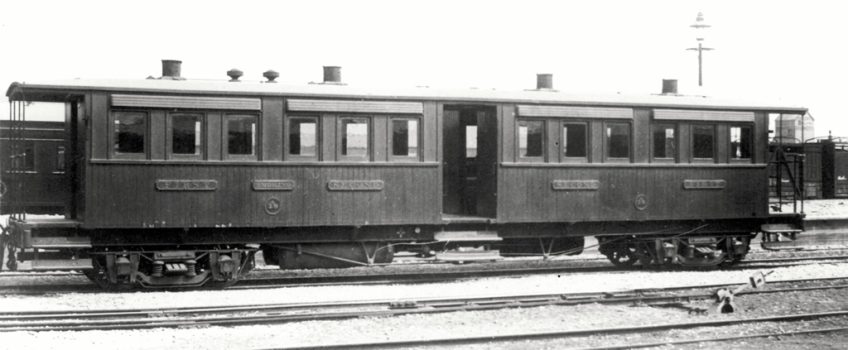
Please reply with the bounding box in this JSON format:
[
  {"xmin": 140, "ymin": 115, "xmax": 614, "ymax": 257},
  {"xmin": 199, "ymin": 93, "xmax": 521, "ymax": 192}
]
[{"xmin": 442, "ymin": 105, "xmax": 497, "ymax": 218}]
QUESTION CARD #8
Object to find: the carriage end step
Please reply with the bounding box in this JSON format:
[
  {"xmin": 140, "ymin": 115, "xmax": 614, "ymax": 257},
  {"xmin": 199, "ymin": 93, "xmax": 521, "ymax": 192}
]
[
  {"xmin": 15, "ymin": 259, "xmax": 93, "ymax": 271},
  {"xmin": 435, "ymin": 249, "xmax": 502, "ymax": 263},
  {"xmin": 30, "ymin": 236, "xmax": 92, "ymax": 249},
  {"xmin": 434, "ymin": 231, "xmax": 502, "ymax": 242}
]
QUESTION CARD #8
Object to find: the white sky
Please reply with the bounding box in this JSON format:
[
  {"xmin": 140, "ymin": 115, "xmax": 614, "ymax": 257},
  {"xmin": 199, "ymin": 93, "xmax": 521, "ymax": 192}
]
[{"xmin": 1, "ymin": 0, "xmax": 846, "ymax": 137}]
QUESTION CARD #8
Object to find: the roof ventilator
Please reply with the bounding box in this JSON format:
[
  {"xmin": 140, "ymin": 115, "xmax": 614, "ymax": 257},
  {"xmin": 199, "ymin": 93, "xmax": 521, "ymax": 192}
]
[
  {"xmin": 322, "ymin": 66, "xmax": 345, "ymax": 85},
  {"xmin": 662, "ymin": 79, "xmax": 678, "ymax": 95},
  {"xmin": 157, "ymin": 59, "xmax": 185, "ymax": 80},
  {"xmin": 263, "ymin": 70, "xmax": 279, "ymax": 83},
  {"xmin": 227, "ymin": 68, "xmax": 243, "ymax": 82},
  {"xmin": 536, "ymin": 73, "xmax": 553, "ymax": 90}
]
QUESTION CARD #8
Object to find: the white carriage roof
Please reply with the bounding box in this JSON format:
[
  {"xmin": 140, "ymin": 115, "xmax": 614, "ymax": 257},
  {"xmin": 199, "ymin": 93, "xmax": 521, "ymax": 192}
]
[{"xmin": 6, "ymin": 78, "xmax": 808, "ymax": 113}]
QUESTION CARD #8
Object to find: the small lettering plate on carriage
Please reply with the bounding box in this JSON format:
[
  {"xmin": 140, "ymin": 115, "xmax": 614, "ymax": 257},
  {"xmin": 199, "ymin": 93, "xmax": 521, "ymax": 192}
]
[
  {"xmin": 252, "ymin": 180, "xmax": 296, "ymax": 191},
  {"xmin": 551, "ymin": 180, "xmax": 600, "ymax": 191},
  {"xmin": 683, "ymin": 179, "xmax": 726, "ymax": 190},
  {"xmin": 327, "ymin": 180, "xmax": 384, "ymax": 191},
  {"xmin": 155, "ymin": 179, "xmax": 218, "ymax": 191}
]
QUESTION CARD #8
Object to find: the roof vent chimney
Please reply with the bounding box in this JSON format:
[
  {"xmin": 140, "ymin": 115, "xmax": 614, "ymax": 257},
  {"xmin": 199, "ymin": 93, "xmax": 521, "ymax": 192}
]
[
  {"xmin": 227, "ymin": 68, "xmax": 243, "ymax": 82},
  {"xmin": 661, "ymin": 79, "xmax": 678, "ymax": 95},
  {"xmin": 161, "ymin": 59, "xmax": 185, "ymax": 80},
  {"xmin": 263, "ymin": 70, "xmax": 279, "ymax": 83},
  {"xmin": 323, "ymin": 66, "xmax": 341, "ymax": 84},
  {"xmin": 536, "ymin": 73, "xmax": 553, "ymax": 90}
]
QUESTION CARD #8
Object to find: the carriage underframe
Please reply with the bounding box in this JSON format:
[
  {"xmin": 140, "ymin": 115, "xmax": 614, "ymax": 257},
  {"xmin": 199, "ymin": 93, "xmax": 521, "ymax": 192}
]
[{"xmin": 0, "ymin": 216, "xmax": 801, "ymax": 288}]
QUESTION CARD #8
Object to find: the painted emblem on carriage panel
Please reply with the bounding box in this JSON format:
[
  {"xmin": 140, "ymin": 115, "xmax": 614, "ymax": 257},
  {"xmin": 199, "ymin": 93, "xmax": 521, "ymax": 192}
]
[
  {"xmin": 634, "ymin": 194, "xmax": 648, "ymax": 211},
  {"xmin": 265, "ymin": 197, "xmax": 282, "ymax": 215}
]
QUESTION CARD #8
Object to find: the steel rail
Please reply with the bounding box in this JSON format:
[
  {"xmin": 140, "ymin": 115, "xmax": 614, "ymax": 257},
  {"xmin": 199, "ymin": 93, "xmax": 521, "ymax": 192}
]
[
  {"xmin": 274, "ymin": 311, "xmax": 848, "ymax": 349},
  {"xmin": 0, "ymin": 254, "xmax": 830, "ymax": 281},
  {"xmin": 2, "ymin": 276, "xmax": 848, "ymax": 332},
  {"xmin": 230, "ymin": 254, "xmax": 848, "ymax": 289},
  {"xmin": 2, "ymin": 254, "xmax": 848, "ymax": 295},
  {"xmin": 580, "ymin": 325, "xmax": 848, "ymax": 350},
  {"xmin": 1, "ymin": 251, "xmax": 847, "ymax": 280}
]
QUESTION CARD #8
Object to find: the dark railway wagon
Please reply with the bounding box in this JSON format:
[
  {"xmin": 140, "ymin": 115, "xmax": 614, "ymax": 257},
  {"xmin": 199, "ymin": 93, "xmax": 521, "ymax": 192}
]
[
  {"xmin": 836, "ymin": 149, "xmax": 848, "ymax": 197},
  {"xmin": 769, "ymin": 140, "xmax": 848, "ymax": 199},
  {"xmin": 1, "ymin": 60, "xmax": 807, "ymax": 288},
  {"xmin": 0, "ymin": 120, "xmax": 67, "ymax": 214}
]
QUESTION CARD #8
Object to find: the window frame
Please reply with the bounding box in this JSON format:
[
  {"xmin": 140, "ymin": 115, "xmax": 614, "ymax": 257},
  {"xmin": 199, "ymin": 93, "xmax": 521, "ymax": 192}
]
[
  {"xmin": 516, "ymin": 118, "xmax": 546, "ymax": 163},
  {"xmin": 729, "ymin": 124, "xmax": 754, "ymax": 163},
  {"xmin": 650, "ymin": 123, "xmax": 678, "ymax": 163},
  {"xmin": 286, "ymin": 115, "xmax": 320, "ymax": 161},
  {"xmin": 560, "ymin": 120, "xmax": 589, "ymax": 163},
  {"xmin": 166, "ymin": 112, "xmax": 205, "ymax": 160},
  {"xmin": 110, "ymin": 110, "xmax": 149, "ymax": 160},
  {"xmin": 691, "ymin": 123, "xmax": 716, "ymax": 163},
  {"xmin": 337, "ymin": 116, "xmax": 372, "ymax": 162},
  {"xmin": 223, "ymin": 113, "xmax": 259, "ymax": 160},
  {"xmin": 603, "ymin": 121, "xmax": 632, "ymax": 163},
  {"xmin": 7, "ymin": 140, "xmax": 37, "ymax": 173},
  {"xmin": 388, "ymin": 116, "xmax": 421, "ymax": 162}
]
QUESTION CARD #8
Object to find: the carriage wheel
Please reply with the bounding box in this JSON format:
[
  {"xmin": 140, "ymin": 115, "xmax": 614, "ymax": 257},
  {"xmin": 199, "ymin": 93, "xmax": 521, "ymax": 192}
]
[
  {"xmin": 605, "ymin": 243, "xmax": 638, "ymax": 267},
  {"xmin": 83, "ymin": 269, "xmax": 110, "ymax": 289},
  {"xmin": 3, "ymin": 243, "xmax": 16, "ymax": 271},
  {"xmin": 83, "ymin": 257, "xmax": 132, "ymax": 291},
  {"xmin": 718, "ymin": 250, "xmax": 746, "ymax": 267},
  {"xmin": 0, "ymin": 233, "xmax": 5, "ymax": 271}
]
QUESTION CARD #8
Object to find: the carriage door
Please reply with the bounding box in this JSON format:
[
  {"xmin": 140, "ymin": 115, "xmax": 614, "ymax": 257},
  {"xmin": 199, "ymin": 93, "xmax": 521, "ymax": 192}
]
[{"xmin": 442, "ymin": 106, "xmax": 497, "ymax": 218}]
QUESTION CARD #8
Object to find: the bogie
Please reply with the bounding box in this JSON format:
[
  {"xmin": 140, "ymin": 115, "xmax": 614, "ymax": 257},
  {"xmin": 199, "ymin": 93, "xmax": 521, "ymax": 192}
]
[
  {"xmin": 599, "ymin": 235, "xmax": 752, "ymax": 268},
  {"xmin": 83, "ymin": 248, "xmax": 255, "ymax": 289}
]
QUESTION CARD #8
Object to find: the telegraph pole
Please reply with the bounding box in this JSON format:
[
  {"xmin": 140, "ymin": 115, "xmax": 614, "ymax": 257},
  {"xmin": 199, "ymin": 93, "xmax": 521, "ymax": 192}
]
[{"xmin": 686, "ymin": 12, "xmax": 713, "ymax": 86}]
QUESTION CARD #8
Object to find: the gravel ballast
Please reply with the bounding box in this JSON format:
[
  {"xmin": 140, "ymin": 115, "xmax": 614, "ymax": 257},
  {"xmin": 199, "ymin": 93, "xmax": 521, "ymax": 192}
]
[
  {"xmin": 2, "ymin": 263, "xmax": 848, "ymax": 312},
  {"xmin": 2, "ymin": 201, "xmax": 848, "ymax": 349},
  {"xmin": 4, "ymin": 271, "xmax": 848, "ymax": 349}
]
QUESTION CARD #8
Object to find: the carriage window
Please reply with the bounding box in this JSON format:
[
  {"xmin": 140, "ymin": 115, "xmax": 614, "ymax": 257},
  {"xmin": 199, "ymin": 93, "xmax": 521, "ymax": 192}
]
[
  {"xmin": 11, "ymin": 141, "xmax": 35, "ymax": 171},
  {"xmin": 652, "ymin": 124, "xmax": 677, "ymax": 160},
  {"xmin": 56, "ymin": 146, "xmax": 66, "ymax": 172},
  {"xmin": 23, "ymin": 142, "xmax": 34, "ymax": 171},
  {"xmin": 391, "ymin": 119, "xmax": 418, "ymax": 158},
  {"xmin": 563, "ymin": 122, "xmax": 587, "ymax": 159},
  {"xmin": 227, "ymin": 115, "xmax": 257, "ymax": 157},
  {"xmin": 113, "ymin": 112, "xmax": 146, "ymax": 156},
  {"xmin": 518, "ymin": 119, "xmax": 544, "ymax": 159},
  {"xmin": 341, "ymin": 118, "xmax": 369, "ymax": 160},
  {"xmin": 289, "ymin": 118, "xmax": 318, "ymax": 158},
  {"xmin": 172, "ymin": 114, "xmax": 202, "ymax": 156},
  {"xmin": 730, "ymin": 126, "xmax": 752, "ymax": 160},
  {"xmin": 466, "ymin": 125, "xmax": 477, "ymax": 158},
  {"xmin": 605, "ymin": 122, "xmax": 630, "ymax": 159},
  {"xmin": 693, "ymin": 125, "xmax": 715, "ymax": 159}
]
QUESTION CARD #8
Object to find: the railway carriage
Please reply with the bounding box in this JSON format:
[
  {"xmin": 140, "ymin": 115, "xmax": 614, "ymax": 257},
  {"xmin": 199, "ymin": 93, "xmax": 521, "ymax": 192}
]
[
  {"xmin": 768, "ymin": 140, "xmax": 848, "ymax": 199},
  {"xmin": 2, "ymin": 60, "xmax": 806, "ymax": 288},
  {"xmin": 0, "ymin": 120, "xmax": 67, "ymax": 214}
]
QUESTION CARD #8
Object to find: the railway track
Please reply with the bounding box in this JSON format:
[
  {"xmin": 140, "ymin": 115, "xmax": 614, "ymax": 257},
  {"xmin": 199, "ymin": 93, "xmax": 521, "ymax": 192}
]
[
  {"xmin": 288, "ymin": 312, "xmax": 848, "ymax": 349},
  {"xmin": 2, "ymin": 253, "xmax": 848, "ymax": 294},
  {"xmin": 581, "ymin": 325, "xmax": 848, "ymax": 350},
  {"xmin": 2, "ymin": 276, "xmax": 848, "ymax": 333},
  {"xmin": 233, "ymin": 253, "xmax": 848, "ymax": 289}
]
